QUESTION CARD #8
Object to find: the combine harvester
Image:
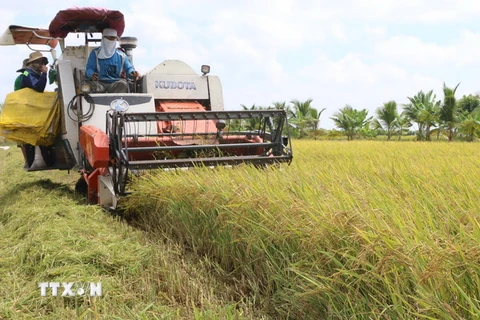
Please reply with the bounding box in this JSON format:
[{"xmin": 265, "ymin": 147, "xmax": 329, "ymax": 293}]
[{"xmin": 0, "ymin": 7, "xmax": 292, "ymax": 209}]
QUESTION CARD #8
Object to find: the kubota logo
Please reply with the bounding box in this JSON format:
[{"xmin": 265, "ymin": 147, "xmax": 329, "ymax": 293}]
[{"xmin": 155, "ymin": 81, "xmax": 197, "ymax": 90}]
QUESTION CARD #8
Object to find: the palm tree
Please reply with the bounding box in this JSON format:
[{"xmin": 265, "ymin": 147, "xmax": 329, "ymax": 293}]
[
  {"xmin": 458, "ymin": 111, "xmax": 480, "ymax": 141},
  {"xmin": 376, "ymin": 101, "xmax": 398, "ymax": 140},
  {"xmin": 240, "ymin": 104, "xmax": 263, "ymax": 131},
  {"xmin": 308, "ymin": 107, "xmax": 326, "ymax": 139},
  {"xmin": 331, "ymin": 106, "xmax": 354, "ymax": 140},
  {"xmin": 395, "ymin": 112, "xmax": 412, "ymax": 140},
  {"xmin": 241, "ymin": 104, "xmax": 261, "ymax": 111},
  {"xmin": 439, "ymin": 82, "xmax": 460, "ymax": 141},
  {"xmin": 269, "ymin": 101, "xmax": 292, "ymax": 131},
  {"xmin": 290, "ymin": 99, "xmax": 313, "ymax": 117},
  {"xmin": 271, "ymin": 101, "xmax": 290, "ymax": 113},
  {"xmin": 403, "ymin": 90, "xmax": 440, "ymax": 141},
  {"xmin": 309, "ymin": 107, "xmax": 326, "ymax": 130},
  {"xmin": 290, "ymin": 99, "xmax": 315, "ymax": 138},
  {"xmin": 331, "ymin": 105, "xmax": 371, "ymax": 140}
]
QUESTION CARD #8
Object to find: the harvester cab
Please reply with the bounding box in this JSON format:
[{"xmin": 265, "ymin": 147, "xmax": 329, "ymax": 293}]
[{"xmin": 0, "ymin": 7, "xmax": 293, "ymax": 209}]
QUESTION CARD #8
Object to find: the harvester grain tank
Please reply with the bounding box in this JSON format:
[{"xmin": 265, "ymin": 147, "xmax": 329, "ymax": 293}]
[{"xmin": 0, "ymin": 7, "xmax": 293, "ymax": 209}]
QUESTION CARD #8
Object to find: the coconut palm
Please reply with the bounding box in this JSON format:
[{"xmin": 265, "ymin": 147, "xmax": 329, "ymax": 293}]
[
  {"xmin": 271, "ymin": 101, "xmax": 290, "ymax": 113},
  {"xmin": 458, "ymin": 111, "xmax": 480, "ymax": 142},
  {"xmin": 241, "ymin": 104, "xmax": 263, "ymax": 131},
  {"xmin": 290, "ymin": 99, "xmax": 315, "ymax": 138},
  {"xmin": 403, "ymin": 90, "xmax": 440, "ymax": 141},
  {"xmin": 439, "ymin": 82, "xmax": 460, "ymax": 141},
  {"xmin": 269, "ymin": 101, "xmax": 292, "ymax": 131},
  {"xmin": 308, "ymin": 107, "xmax": 326, "ymax": 139},
  {"xmin": 241, "ymin": 104, "xmax": 261, "ymax": 111},
  {"xmin": 331, "ymin": 105, "xmax": 371, "ymax": 140},
  {"xmin": 290, "ymin": 99, "xmax": 313, "ymax": 117},
  {"xmin": 309, "ymin": 107, "xmax": 326, "ymax": 130},
  {"xmin": 376, "ymin": 101, "xmax": 398, "ymax": 140},
  {"xmin": 395, "ymin": 112, "xmax": 412, "ymax": 140}
]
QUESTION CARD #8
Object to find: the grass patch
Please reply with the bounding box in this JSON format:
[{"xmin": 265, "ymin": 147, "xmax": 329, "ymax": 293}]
[{"xmin": 0, "ymin": 146, "xmax": 261, "ymax": 319}]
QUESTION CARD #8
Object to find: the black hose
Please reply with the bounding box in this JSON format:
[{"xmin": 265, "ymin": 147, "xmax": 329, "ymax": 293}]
[{"xmin": 67, "ymin": 93, "xmax": 95, "ymax": 122}]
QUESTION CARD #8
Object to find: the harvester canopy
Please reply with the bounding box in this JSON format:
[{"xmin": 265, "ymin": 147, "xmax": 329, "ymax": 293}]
[
  {"xmin": 48, "ymin": 7, "xmax": 125, "ymax": 38},
  {"xmin": 0, "ymin": 25, "xmax": 58, "ymax": 47}
]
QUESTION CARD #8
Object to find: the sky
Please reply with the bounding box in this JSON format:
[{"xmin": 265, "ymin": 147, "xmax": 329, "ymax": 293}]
[{"xmin": 1, "ymin": 0, "xmax": 480, "ymax": 129}]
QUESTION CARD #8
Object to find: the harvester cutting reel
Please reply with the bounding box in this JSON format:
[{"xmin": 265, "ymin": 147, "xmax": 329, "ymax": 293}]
[{"xmin": 106, "ymin": 109, "xmax": 293, "ymax": 196}]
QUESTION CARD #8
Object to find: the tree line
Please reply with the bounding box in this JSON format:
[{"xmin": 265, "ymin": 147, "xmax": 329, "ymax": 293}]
[
  {"xmin": 243, "ymin": 83, "xmax": 480, "ymax": 141},
  {"xmin": 2, "ymin": 83, "xmax": 479, "ymax": 141}
]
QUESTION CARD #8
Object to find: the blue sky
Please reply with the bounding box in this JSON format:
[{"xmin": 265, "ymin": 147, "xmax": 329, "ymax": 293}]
[{"xmin": 1, "ymin": 0, "xmax": 479, "ymax": 129}]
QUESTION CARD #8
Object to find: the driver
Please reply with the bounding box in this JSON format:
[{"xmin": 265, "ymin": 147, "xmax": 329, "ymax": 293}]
[{"xmin": 85, "ymin": 28, "xmax": 140, "ymax": 93}]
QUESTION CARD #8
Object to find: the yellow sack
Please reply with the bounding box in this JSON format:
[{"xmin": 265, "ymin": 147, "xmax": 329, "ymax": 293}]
[{"xmin": 0, "ymin": 88, "xmax": 61, "ymax": 145}]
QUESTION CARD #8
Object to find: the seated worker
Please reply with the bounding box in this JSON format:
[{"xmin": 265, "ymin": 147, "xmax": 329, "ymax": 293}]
[
  {"xmin": 85, "ymin": 28, "xmax": 140, "ymax": 93},
  {"xmin": 15, "ymin": 52, "xmax": 48, "ymax": 91}
]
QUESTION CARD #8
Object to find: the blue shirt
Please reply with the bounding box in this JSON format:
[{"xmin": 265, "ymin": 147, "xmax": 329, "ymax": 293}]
[
  {"xmin": 85, "ymin": 48, "xmax": 134, "ymax": 83},
  {"xmin": 14, "ymin": 68, "xmax": 47, "ymax": 92}
]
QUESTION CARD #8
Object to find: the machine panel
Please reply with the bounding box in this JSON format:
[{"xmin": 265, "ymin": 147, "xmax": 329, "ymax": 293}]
[
  {"xmin": 143, "ymin": 75, "xmax": 209, "ymax": 100},
  {"xmin": 81, "ymin": 93, "xmax": 156, "ymax": 136}
]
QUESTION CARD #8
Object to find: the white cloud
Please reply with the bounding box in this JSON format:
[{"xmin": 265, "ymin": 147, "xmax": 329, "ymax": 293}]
[
  {"xmin": 298, "ymin": 53, "xmax": 410, "ymax": 86},
  {"xmin": 309, "ymin": 0, "xmax": 480, "ymax": 23},
  {"xmin": 365, "ymin": 26, "xmax": 386, "ymax": 38},
  {"xmin": 208, "ymin": 5, "xmax": 327, "ymax": 51},
  {"xmin": 375, "ymin": 30, "xmax": 480, "ymax": 68},
  {"xmin": 330, "ymin": 22, "xmax": 349, "ymax": 43},
  {"xmin": 374, "ymin": 36, "xmax": 453, "ymax": 66},
  {"xmin": 126, "ymin": 5, "xmax": 190, "ymax": 44},
  {"xmin": 215, "ymin": 35, "xmax": 263, "ymax": 63}
]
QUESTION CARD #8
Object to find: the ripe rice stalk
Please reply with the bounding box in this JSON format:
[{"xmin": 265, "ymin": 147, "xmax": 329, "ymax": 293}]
[{"xmin": 124, "ymin": 140, "xmax": 480, "ymax": 319}]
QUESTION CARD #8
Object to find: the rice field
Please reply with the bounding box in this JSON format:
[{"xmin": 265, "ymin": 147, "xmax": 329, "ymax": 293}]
[
  {"xmin": 2, "ymin": 139, "xmax": 480, "ymax": 319},
  {"xmin": 124, "ymin": 140, "xmax": 480, "ymax": 319}
]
